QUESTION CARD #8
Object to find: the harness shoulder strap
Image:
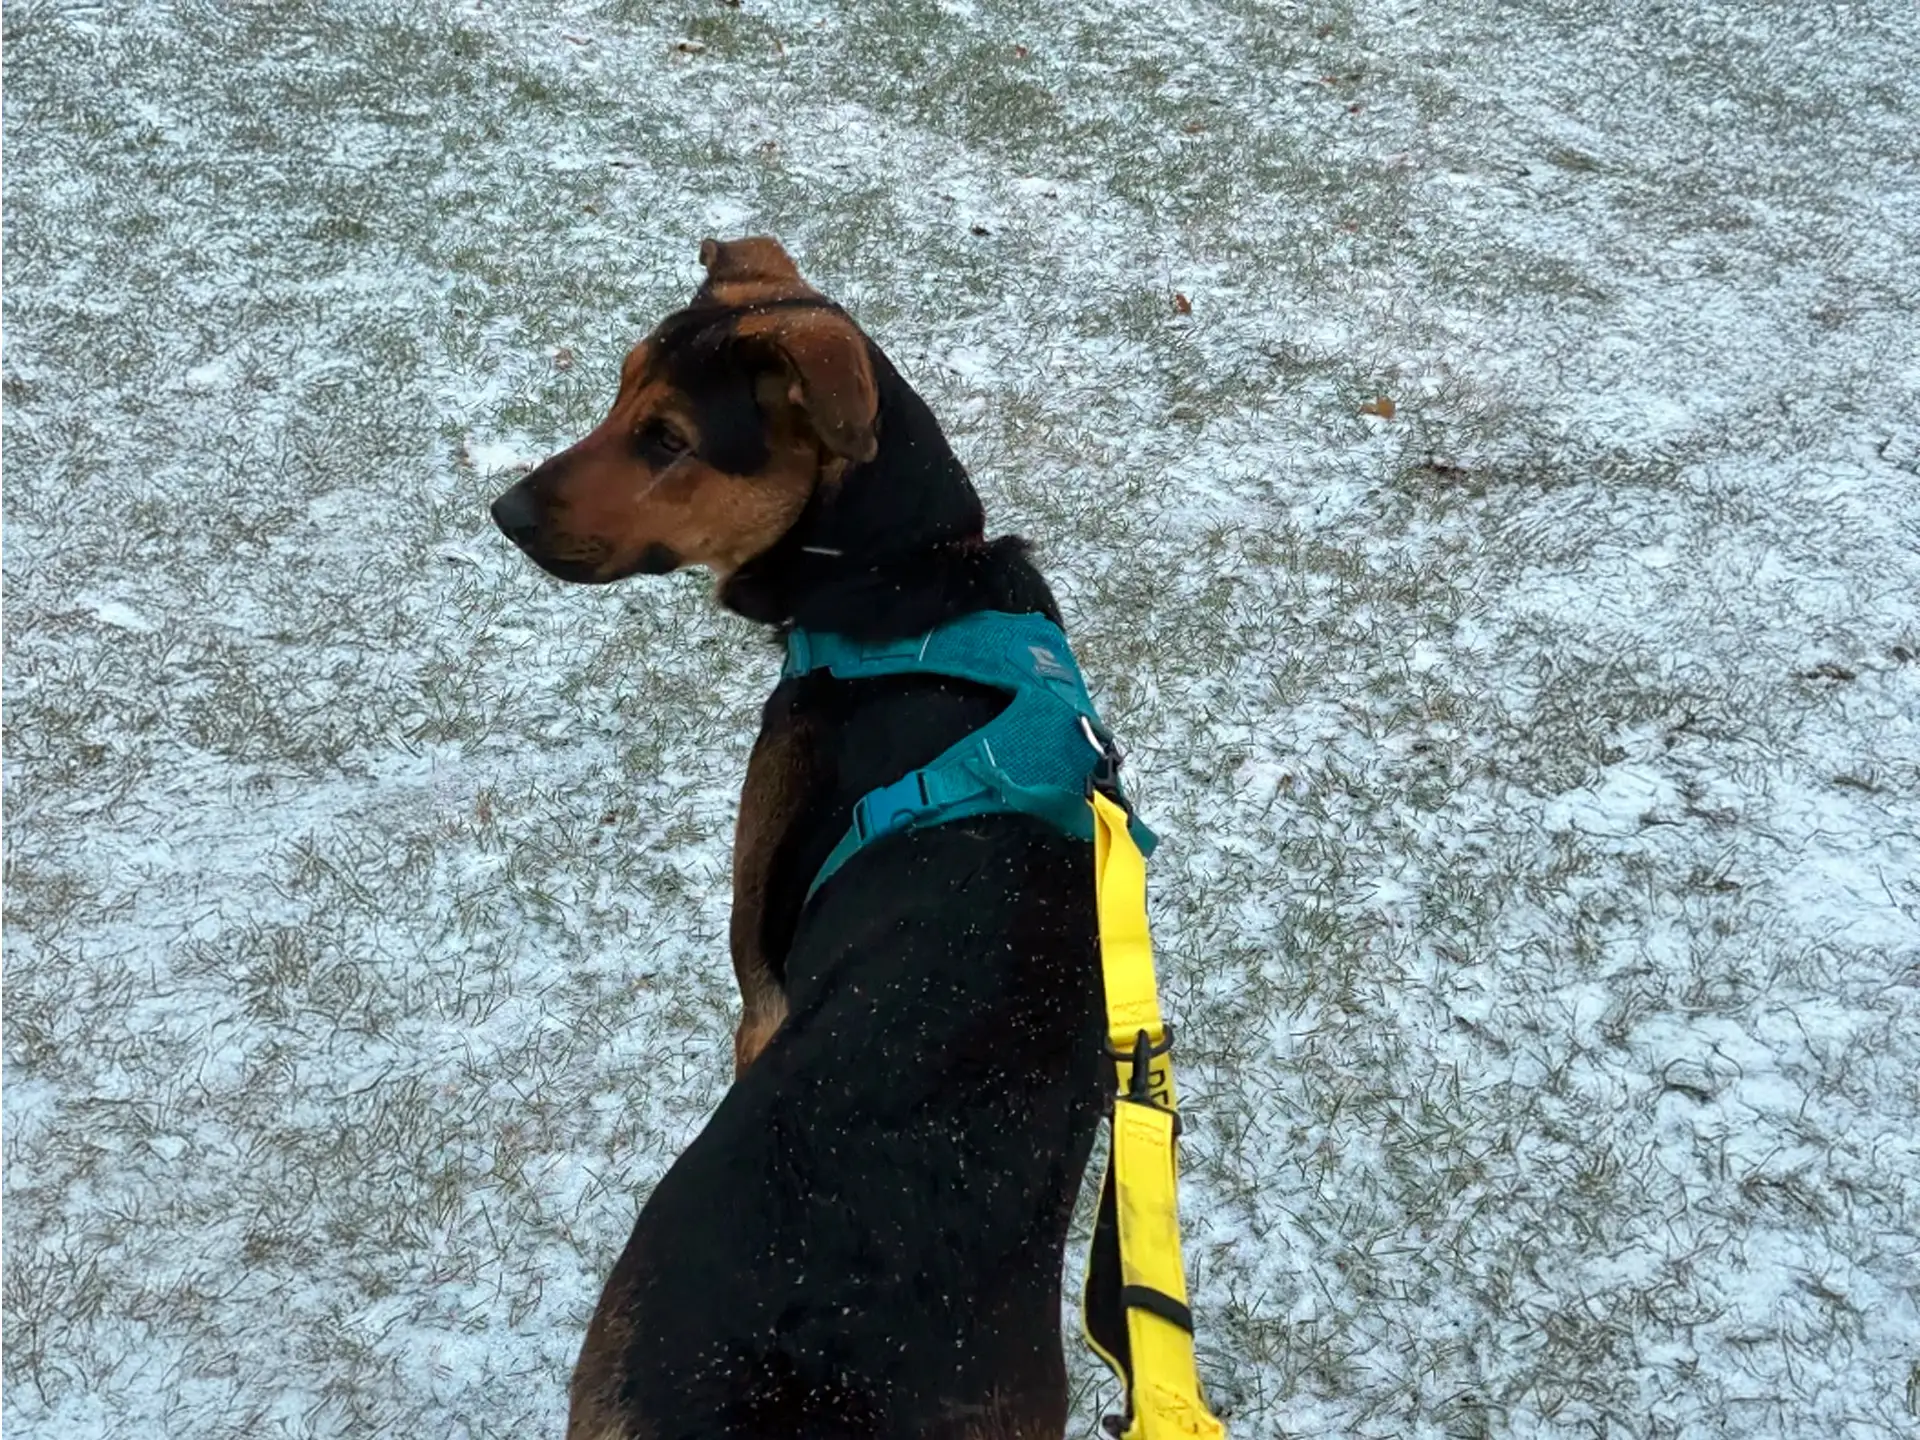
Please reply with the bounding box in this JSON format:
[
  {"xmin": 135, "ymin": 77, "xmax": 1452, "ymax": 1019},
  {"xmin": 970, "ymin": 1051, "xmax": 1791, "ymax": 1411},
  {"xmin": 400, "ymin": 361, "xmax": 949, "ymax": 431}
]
[
  {"xmin": 783, "ymin": 610, "xmax": 1087, "ymax": 697},
  {"xmin": 787, "ymin": 613, "xmax": 1155, "ymax": 899}
]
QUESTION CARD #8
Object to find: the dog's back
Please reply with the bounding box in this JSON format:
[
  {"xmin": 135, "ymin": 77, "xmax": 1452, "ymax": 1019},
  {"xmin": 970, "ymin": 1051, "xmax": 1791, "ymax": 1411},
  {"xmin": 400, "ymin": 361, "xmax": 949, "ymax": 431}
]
[{"xmin": 572, "ymin": 817, "xmax": 1102, "ymax": 1440}]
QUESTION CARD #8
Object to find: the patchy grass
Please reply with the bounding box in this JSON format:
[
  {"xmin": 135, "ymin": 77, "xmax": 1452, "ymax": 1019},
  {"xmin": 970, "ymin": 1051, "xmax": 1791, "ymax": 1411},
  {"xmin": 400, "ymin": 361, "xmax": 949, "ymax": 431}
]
[{"xmin": 6, "ymin": 1, "xmax": 1920, "ymax": 1438}]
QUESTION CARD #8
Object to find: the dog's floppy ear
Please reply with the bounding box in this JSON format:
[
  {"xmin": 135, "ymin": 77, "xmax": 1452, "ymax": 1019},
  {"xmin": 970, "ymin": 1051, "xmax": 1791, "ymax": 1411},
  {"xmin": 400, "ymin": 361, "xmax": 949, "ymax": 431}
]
[
  {"xmin": 698, "ymin": 237, "xmax": 878, "ymax": 464},
  {"xmin": 737, "ymin": 307, "xmax": 879, "ymax": 463}
]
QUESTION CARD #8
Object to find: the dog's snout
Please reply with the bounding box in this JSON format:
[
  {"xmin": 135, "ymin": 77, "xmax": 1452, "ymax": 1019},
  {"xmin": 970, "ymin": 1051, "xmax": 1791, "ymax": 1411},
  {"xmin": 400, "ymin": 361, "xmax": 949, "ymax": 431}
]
[{"xmin": 490, "ymin": 484, "xmax": 544, "ymax": 546}]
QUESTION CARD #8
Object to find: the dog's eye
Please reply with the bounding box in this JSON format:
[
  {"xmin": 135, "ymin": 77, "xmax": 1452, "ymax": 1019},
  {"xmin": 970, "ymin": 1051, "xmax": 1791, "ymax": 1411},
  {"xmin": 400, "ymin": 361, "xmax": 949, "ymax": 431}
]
[{"xmin": 636, "ymin": 421, "xmax": 690, "ymax": 459}]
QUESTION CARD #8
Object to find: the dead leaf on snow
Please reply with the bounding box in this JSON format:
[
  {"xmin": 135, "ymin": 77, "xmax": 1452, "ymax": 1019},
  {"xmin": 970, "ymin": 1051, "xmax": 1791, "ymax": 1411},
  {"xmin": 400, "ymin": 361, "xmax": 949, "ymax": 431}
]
[{"xmin": 1798, "ymin": 662, "xmax": 1857, "ymax": 683}]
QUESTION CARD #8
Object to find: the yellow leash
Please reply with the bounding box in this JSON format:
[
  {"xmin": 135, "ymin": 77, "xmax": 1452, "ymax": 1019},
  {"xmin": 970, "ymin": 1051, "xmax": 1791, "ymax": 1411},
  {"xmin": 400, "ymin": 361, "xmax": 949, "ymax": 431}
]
[{"xmin": 1083, "ymin": 791, "xmax": 1227, "ymax": 1440}]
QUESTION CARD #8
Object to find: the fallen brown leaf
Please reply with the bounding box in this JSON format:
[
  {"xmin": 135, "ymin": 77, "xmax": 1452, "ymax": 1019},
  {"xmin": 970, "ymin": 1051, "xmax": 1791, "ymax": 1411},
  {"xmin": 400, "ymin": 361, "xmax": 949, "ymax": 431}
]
[
  {"xmin": 1360, "ymin": 395, "xmax": 1396, "ymax": 419},
  {"xmin": 1798, "ymin": 662, "xmax": 1857, "ymax": 683},
  {"xmin": 1173, "ymin": 292, "xmax": 1193, "ymax": 316}
]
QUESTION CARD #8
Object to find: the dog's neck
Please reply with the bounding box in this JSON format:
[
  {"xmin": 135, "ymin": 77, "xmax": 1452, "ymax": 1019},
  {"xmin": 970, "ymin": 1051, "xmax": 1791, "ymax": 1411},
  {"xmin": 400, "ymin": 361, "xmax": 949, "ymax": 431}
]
[{"xmin": 719, "ymin": 343, "xmax": 1064, "ymax": 640}]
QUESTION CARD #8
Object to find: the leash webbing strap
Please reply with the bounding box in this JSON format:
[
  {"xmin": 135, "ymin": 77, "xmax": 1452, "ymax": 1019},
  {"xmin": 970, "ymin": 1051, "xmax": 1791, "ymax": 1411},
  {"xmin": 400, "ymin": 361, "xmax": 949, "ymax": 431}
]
[{"xmin": 1083, "ymin": 792, "xmax": 1226, "ymax": 1440}]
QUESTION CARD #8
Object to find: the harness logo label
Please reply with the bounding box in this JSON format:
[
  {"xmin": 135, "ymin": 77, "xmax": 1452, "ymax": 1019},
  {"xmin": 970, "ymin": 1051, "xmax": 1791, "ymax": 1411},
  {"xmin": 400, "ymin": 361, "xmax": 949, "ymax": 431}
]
[{"xmin": 1028, "ymin": 644, "xmax": 1071, "ymax": 680}]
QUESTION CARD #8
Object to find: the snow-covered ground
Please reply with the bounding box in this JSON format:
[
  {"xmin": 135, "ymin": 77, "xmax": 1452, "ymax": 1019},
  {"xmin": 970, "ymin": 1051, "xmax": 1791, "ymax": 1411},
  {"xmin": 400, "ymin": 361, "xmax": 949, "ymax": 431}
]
[{"xmin": 5, "ymin": 2, "xmax": 1917, "ymax": 1436}]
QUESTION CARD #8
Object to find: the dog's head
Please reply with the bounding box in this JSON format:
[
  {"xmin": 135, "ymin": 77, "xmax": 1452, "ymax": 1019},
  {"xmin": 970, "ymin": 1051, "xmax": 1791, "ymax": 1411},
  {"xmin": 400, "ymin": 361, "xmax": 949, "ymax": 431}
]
[{"xmin": 490, "ymin": 237, "xmax": 878, "ymax": 586}]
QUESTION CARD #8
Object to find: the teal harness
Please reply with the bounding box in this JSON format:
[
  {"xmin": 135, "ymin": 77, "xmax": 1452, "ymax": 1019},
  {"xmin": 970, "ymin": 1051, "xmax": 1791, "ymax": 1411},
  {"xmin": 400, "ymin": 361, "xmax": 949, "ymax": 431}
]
[{"xmin": 784, "ymin": 610, "xmax": 1157, "ymax": 900}]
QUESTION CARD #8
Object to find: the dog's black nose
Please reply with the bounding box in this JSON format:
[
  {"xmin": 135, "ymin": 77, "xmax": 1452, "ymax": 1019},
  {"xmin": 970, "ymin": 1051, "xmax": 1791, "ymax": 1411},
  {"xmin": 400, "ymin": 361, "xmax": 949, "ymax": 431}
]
[{"xmin": 490, "ymin": 485, "xmax": 543, "ymax": 545}]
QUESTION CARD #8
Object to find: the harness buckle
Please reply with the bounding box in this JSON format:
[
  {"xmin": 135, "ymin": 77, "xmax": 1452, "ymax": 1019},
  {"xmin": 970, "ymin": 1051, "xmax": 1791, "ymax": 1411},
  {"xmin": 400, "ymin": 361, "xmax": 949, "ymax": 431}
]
[
  {"xmin": 1079, "ymin": 715, "xmax": 1126, "ymax": 799},
  {"xmin": 851, "ymin": 771, "xmax": 931, "ymax": 842},
  {"xmin": 1106, "ymin": 1026, "xmax": 1182, "ymax": 1137},
  {"xmin": 1108, "ymin": 1022, "xmax": 1173, "ymax": 1069},
  {"xmin": 782, "ymin": 627, "xmax": 813, "ymax": 677}
]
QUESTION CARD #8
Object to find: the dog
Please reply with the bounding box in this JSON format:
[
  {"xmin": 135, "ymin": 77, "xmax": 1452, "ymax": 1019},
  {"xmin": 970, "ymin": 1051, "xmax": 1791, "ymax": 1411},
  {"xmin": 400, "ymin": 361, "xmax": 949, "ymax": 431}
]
[{"xmin": 493, "ymin": 237, "xmax": 1114, "ymax": 1440}]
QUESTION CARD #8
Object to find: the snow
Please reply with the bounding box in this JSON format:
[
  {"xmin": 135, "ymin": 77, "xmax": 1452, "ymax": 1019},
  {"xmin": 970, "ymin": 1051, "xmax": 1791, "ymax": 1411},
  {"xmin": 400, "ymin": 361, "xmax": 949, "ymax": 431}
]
[{"xmin": 6, "ymin": 0, "xmax": 1920, "ymax": 1437}]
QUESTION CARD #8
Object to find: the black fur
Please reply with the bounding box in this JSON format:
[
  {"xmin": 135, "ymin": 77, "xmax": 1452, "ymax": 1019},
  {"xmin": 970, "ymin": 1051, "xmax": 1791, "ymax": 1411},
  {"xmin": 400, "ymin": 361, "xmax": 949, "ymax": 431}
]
[
  {"xmin": 602, "ymin": 815, "xmax": 1105, "ymax": 1438},
  {"xmin": 655, "ymin": 312, "xmax": 773, "ymax": 476},
  {"xmin": 719, "ymin": 344, "xmax": 1058, "ymax": 638}
]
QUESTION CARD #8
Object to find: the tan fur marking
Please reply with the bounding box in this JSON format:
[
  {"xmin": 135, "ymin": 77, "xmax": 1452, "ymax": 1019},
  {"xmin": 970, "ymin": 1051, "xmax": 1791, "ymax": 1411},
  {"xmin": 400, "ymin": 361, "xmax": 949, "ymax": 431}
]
[
  {"xmin": 697, "ymin": 234, "xmax": 825, "ymax": 312},
  {"xmin": 729, "ymin": 717, "xmax": 812, "ymax": 1078},
  {"xmin": 567, "ymin": 1302, "xmax": 642, "ymax": 1440},
  {"xmin": 526, "ymin": 371, "xmax": 819, "ymax": 583},
  {"xmin": 699, "ymin": 234, "xmax": 804, "ymax": 288},
  {"xmin": 732, "ymin": 1002, "xmax": 788, "ymax": 1080},
  {"xmin": 699, "ymin": 236, "xmax": 879, "ymax": 459}
]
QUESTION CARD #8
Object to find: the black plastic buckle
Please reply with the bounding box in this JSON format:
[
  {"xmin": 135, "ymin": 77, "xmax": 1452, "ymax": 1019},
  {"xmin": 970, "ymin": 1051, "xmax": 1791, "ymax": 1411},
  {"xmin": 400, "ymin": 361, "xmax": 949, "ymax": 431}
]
[
  {"xmin": 1089, "ymin": 750, "xmax": 1122, "ymax": 798},
  {"xmin": 1106, "ymin": 1026, "xmax": 1183, "ymax": 1138},
  {"xmin": 1080, "ymin": 716, "xmax": 1126, "ymax": 800},
  {"xmin": 1105, "ymin": 1025, "xmax": 1172, "ymax": 1096}
]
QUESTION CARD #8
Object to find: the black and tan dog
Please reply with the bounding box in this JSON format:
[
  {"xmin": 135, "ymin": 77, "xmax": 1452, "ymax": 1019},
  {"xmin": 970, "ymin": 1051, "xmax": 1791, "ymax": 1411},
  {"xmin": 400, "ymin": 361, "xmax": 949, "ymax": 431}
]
[{"xmin": 493, "ymin": 238, "xmax": 1111, "ymax": 1440}]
